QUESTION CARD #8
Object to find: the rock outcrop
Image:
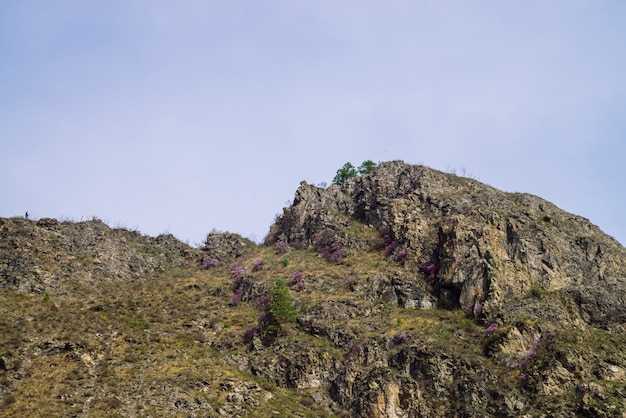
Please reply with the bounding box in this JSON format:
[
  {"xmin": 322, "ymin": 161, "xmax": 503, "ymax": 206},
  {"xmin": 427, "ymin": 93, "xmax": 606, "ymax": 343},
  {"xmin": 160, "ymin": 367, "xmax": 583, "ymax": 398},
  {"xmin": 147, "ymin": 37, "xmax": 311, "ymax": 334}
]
[
  {"xmin": 0, "ymin": 217, "xmax": 202, "ymax": 294},
  {"xmin": 267, "ymin": 161, "xmax": 626, "ymax": 330}
]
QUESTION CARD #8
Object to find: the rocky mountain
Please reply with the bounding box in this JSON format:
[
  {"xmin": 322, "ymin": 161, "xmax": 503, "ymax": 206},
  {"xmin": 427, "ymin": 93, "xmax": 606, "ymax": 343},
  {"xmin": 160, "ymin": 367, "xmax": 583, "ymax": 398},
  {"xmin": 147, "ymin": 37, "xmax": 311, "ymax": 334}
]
[
  {"xmin": 268, "ymin": 161, "xmax": 626, "ymax": 330},
  {"xmin": 0, "ymin": 161, "xmax": 624, "ymax": 417}
]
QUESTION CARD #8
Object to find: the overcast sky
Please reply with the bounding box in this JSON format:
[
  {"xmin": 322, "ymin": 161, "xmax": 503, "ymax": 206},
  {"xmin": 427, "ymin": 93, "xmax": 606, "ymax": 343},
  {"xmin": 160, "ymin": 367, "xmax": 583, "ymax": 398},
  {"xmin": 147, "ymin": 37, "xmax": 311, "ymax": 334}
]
[{"xmin": 1, "ymin": 1, "xmax": 625, "ymax": 246}]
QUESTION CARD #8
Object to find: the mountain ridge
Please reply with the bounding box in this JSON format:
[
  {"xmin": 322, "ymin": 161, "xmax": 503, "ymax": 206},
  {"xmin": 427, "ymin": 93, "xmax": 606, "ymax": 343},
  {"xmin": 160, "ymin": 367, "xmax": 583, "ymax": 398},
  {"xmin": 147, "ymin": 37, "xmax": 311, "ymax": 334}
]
[{"xmin": 0, "ymin": 160, "xmax": 624, "ymax": 417}]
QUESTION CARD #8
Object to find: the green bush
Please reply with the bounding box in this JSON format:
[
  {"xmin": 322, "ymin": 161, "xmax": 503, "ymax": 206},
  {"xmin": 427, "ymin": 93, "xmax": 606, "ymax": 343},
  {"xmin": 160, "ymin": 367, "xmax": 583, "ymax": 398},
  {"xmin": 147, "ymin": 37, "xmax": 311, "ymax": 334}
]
[
  {"xmin": 529, "ymin": 284, "xmax": 545, "ymax": 298},
  {"xmin": 358, "ymin": 160, "xmax": 377, "ymax": 175},
  {"xmin": 267, "ymin": 278, "xmax": 297, "ymax": 323},
  {"xmin": 333, "ymin": 162, "xmax": 358, "ymax": 185},
  {"xmin": 332, "ymin": 160, "xmax": 378, "ymax": 185}
]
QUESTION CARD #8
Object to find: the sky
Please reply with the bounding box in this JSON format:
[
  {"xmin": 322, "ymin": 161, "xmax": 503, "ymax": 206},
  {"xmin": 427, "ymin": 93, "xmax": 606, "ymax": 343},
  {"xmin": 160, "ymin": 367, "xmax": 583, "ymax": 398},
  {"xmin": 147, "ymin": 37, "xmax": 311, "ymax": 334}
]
[{"xmin": 1, "ymin": 1, "xmax": 625, "ymax": 246}]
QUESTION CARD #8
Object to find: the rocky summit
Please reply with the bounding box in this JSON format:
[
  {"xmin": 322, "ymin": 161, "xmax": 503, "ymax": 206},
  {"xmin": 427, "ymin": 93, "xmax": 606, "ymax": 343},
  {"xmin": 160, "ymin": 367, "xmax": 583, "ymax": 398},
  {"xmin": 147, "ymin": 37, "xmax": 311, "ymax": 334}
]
[{"xmin": 1, "ymin": 160, "xmax": 625, "ymax": 417}]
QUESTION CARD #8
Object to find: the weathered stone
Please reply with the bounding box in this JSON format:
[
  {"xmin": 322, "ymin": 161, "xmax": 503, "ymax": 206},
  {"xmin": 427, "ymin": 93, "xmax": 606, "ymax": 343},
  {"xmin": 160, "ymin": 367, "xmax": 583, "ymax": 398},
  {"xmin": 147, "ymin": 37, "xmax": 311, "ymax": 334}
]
[
  {"xmin": 268, "ymin": 161, "xmax": 626, "ymax": 329},
  {"xmin": 0, "ymin": 217, "xmax": 203, "ymax": 293},
  {"xmin": 203, "ymin": 230, "xmax": 254, "ymax": 262}
]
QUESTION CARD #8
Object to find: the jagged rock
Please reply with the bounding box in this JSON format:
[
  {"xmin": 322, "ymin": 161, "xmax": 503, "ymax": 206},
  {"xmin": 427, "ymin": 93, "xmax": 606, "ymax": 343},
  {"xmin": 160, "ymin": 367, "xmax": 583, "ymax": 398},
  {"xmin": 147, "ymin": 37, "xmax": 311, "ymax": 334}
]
[
  {"xmin": 354, "ymin": 272, "xmax": 436, "ymax": 309},
  {"xmin": 268, "ymin": 161, "xmax": 626, "ymax": 329},
  {"xmin": 0, "ymin": 217, "xmax": 203, "ymax": 293},
  {"xmin": 248, "ymin": 342, "xmax": 339, "ymax": 389},
  {"xmin": 296, "ymin": 299, "xmax": 388, "ymax": 347},
  {"xmin": 203, "ymin": 230, "xmax": 254, "ymax": 262}
]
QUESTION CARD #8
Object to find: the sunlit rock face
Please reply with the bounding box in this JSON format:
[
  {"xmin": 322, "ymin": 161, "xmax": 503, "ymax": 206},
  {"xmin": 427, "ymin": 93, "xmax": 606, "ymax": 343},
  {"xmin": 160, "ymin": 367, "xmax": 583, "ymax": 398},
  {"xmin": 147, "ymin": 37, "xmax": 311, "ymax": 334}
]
[{"xmin": 269, "ymin": 160, "xmax": 626, "ymax": 329}]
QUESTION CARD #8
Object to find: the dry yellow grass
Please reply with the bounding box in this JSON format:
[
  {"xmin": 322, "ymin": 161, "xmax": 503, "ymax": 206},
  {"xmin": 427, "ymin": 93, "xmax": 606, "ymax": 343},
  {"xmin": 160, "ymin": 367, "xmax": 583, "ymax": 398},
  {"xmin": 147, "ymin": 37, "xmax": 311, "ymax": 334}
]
[{"xmin": 3, "ymin": 237, "xmax": 624, "ymax": 417}]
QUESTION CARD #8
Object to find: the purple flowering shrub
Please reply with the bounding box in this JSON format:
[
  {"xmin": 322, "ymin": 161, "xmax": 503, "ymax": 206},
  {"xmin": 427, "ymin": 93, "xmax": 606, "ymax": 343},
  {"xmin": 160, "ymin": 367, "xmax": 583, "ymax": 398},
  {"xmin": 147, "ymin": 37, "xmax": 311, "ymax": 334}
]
[
  {"xmin": 483, "ymin": 323, "xmax": 498, "ymax": 336},
  {"xmin": 382, "ymin": 233, "xmax": 407, "ymax": 263},
  {"xmin": 229, "ymin": 260, "xmax": 248, "ymax": 306},
  {"xmin": 230, "ymin": 260, "xmax": 247, "ymax": 286},
  {"xmin": 242, "ymin": 327, "xmax": 259, "ymax": 343},
  {"xmin": 482, "ymin": 322, "xmax": 506, "ymax": 357},
  {"xmin": 518, "ymin": 329, "xmax": 559, "ymax": 388},
  {"xmin": 231, "ymin": 285, "xmax": 244, "ymax": 306},
  {"xmin": 384, "ymin": 240, "xmax": 397, "ymax": 255},
  {"xmin": 258, "ymin": 293, "xmax": 271, "ymax": 308},
  {"xmin": 319, "ymin": 242, "xmax": 343, "ymax": 262},
  {"xmin": 313, "ymin": 229, "xmax": 344, "ymax": 262},
  {"xmin": 274, "ymin": 240, "xmax": 291, "ymax": 254},
  {"xmin": 201, "ymin": 256, "xmax": 218, "ymax": 269},
  {"xmin": 393, "ymin": 332, "xmax": 408, "ymax": 344},
  {"xmin": 252, "ymin": 257, "xmax": 263, "ymax": 272},
  {"xmin": 290, "ymin": 271, "xmax": 305, "ymax": 291},
  {"xmin": 419, "ymin": 263, "xmax": 439, "ymax": 292},
  {"xmin": 419, "ymin": 263, "xmax": 439, "ymax": 279}
]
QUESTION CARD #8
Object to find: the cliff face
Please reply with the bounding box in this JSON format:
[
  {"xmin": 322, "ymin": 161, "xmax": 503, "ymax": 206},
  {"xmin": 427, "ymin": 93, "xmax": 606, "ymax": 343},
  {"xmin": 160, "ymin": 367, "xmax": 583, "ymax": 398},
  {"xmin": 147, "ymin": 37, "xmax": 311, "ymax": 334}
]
[{"xmin": 0, "ymin": 161, "xmax": 624, "ymax": 417}]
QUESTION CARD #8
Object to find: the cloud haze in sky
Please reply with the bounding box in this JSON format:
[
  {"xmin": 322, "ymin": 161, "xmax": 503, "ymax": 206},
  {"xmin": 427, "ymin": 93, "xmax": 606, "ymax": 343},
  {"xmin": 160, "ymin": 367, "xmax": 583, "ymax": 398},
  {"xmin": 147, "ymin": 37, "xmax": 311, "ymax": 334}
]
[{"xmin": 1, "ymin": 1, "xmax": 625, "ymax": 246}]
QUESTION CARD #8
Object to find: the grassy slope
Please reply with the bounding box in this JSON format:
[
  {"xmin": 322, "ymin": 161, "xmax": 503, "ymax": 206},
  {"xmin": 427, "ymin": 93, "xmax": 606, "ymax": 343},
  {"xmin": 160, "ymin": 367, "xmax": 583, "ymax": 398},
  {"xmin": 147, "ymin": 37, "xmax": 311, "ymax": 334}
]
[{"xmin": 0, "ymin": 240, "xmax": 624, "ymax": 417}]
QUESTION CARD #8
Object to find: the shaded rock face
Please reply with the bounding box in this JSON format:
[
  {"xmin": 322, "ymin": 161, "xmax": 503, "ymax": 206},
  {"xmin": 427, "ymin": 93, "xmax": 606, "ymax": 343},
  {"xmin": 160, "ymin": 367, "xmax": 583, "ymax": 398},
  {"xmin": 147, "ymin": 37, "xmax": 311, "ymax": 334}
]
[
  {"xmin": 0, "ymin": 217, "xmax": 202, "ymax": 293},
  {"xmin": 326, "ymin": 337, "xmax": 518, "ymax": 418},
  {"xmin": 268, "ymin": 161, "xmax": 626, "ymax": 329},
  {"xmin": 246, "ymin": 342, "xmax": 340, "ymax": 390}
]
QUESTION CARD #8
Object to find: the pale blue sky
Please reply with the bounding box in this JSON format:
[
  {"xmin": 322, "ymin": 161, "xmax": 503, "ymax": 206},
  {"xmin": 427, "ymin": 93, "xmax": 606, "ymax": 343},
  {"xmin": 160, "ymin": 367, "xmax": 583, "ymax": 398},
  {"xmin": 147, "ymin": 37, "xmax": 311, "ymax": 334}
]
[{"xmin": 1, "ymin": 1, "xmax": 625, "ymax": 246}]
